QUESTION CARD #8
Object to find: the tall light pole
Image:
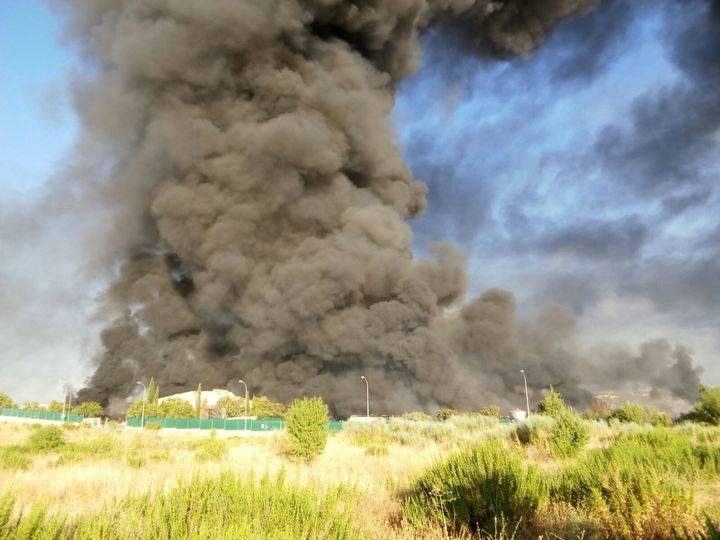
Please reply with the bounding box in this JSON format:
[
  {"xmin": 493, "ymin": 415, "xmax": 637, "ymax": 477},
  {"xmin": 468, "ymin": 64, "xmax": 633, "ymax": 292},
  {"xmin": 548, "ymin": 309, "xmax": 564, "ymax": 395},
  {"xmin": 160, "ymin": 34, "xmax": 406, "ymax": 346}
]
[
  {"xmin": 520, "ymin": 370, "xmax": 530, "ymax": 418},
  {"xmin": 238, "ymin": 379, "xmax": 248, "ymax": 431},
  {"xmin": 360, "ymin": 376, "xmax": 369, "ymax": 418},
  {"xmin": 59, "ymin": 380, "xmax": 67, "ymax": 422},
  {"xmin": 136, "ymin": 381, "xmax": 147, "ymax": 429}
]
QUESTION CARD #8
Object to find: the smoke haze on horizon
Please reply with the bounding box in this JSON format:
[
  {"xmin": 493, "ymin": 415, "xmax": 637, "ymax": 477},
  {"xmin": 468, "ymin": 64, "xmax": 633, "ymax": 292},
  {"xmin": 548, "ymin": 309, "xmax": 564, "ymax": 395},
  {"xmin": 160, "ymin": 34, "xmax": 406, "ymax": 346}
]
[{"xmin": 0, "ymin": 0, "xmax": 718, "ymax": 415}]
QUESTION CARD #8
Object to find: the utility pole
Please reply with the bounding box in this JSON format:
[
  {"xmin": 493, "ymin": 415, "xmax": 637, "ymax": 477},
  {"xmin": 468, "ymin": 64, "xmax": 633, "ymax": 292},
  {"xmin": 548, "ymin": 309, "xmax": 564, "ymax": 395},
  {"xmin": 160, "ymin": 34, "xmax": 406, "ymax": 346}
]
[
  {"xmin": 238, "ymin": 379, "xmax": 248, "ymax": 431},
  {"xmin": 521, "ymin": 370, "xmax": 530, "ymax": 418},
  {"xmin": 59, "ymin": 380, "xmax": 67, "ymax": 422},
  {"xmin": 360, "ymin": 376, "xmax": 369, "ymax": 418}
]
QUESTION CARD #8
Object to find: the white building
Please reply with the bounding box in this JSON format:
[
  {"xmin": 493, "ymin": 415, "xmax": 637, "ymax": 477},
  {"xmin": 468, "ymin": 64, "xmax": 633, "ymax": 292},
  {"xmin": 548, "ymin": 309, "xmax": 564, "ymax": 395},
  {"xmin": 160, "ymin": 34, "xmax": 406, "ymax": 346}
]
[{"xmin": 159, "ymin": 388, "xmax": 238, "ymax": 409}]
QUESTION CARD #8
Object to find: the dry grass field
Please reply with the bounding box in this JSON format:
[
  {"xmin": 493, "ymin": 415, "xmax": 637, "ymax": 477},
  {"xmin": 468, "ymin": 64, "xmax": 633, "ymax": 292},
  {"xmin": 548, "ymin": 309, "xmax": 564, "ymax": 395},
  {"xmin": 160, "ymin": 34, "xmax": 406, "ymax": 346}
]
[{"xmin": 1, "ymin": 416, "xmax": 719, "ymax": 538}]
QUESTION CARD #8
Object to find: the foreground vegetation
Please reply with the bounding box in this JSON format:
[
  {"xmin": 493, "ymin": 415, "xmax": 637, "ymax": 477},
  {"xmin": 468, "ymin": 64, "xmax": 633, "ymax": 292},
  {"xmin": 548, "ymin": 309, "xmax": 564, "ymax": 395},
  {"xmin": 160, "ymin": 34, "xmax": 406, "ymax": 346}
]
[{"xmin": 1, "ymin": 386, "xmax": 720, "ymax": 538}]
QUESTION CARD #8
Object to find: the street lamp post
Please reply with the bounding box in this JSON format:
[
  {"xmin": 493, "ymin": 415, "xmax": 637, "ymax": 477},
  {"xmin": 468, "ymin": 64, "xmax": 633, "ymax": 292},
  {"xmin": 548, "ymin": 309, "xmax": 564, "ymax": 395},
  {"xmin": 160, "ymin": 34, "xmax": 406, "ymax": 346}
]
[
  {"xmin": 520, "ymin": 370, "xmax": 530, "ymax": 418},
  {"xmin": 238, "ymin": 379, "xmax": 248, "ymax": 431},
  {"xmin": 360, "ymin": 376, "xmax": 369, "ymax": 418},
  {"xmin": 59, "ymin": 380, "xmax": 67, "ymax": 423},
  {"xmin": 136, "ymin": 381, "xmax": 147, "ymax": 429}
]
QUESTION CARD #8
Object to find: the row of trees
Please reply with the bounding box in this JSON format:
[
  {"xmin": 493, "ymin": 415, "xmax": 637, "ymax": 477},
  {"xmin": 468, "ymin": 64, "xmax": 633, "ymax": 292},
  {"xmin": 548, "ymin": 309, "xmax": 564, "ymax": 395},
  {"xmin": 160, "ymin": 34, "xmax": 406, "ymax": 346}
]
[
  {"xmin": 0, "ymin": 392, "xmax": 104, "ymax": 417},
  {"xmin": 124, "ymin": 385, "xmax": 286, "ymax": 420}
]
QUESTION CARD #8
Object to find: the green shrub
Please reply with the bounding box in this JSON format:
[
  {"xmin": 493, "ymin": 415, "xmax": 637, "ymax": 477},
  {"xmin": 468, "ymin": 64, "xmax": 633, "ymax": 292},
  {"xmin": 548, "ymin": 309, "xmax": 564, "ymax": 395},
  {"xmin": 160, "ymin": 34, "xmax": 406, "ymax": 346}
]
[
  {"xmin": 55, "ymin": 436, "xmax": 120, "ymax": 465},
  {"xmin": 346, "ymin": 421, "xmax": 390, "ymax": 447},
  {"xmin": 556, "ymin": 455, "xmax": 700, "ymax": 537},
  {"xmin": 435, "ymin": 408, "xmax": 457, "ymax": 421},
  {"xmin": 195, "ymin": 439, "xmax": 228, "ymax": 462},
  {"xmin": 610, "ymin": 402, "xmax": 670, "ymax": 426},
  {"xmin": 479, "ymin": 405, "xmax": 502, "ymax": 418},
  {"xmin": 144, "ymin": 422, "xmax": 162, "ymax": 431},
  {"xmin": 402, "ymin": 412, "xmax": 432, "ymax": 422},
  {"xmin": 126, "ymin": 452, "xmax": 146, "ymax": 468},
  {"xmin": 549, "ymin": 412, "xmax": 589, "ymax": 458},
  {"xmin": 538, "ymin": 389, "xmax": 566, "ymax": 418},
  {"xmin": 0, "ymin": 446, "xmax": 31, "ymax": 470},
  {"xmin": 285, "ymin": 397, "xmax": 329, "ymax": 460},
  {"xmin": 364, "ymin": 444, "xmax": 389, "ymax": 456},
  {"xmin": 515, "ymin": 415, "xmax": 555, "ymax": 446},
  {"xmin": 26, "ymin": 426, "xmax": 64, "ymax": 452},
  {"xmin": 404, "ymin": 441, "xmax": 548, "ymax": 534},
  {"xmin": 449, "ymin": 414, "xmax": 499, "ymax": 432}
]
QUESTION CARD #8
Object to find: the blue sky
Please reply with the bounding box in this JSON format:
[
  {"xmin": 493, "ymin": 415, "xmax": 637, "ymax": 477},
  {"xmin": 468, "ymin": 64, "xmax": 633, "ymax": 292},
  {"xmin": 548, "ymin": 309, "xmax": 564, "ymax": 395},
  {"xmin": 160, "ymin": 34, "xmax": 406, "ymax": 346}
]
[
  {"xmin": 0, "ymin": 1, "xmax": 77, "ymax": 197},
  {"xmin": 1, "ymin": 0, "xmax": 718, "ymax": 403}
]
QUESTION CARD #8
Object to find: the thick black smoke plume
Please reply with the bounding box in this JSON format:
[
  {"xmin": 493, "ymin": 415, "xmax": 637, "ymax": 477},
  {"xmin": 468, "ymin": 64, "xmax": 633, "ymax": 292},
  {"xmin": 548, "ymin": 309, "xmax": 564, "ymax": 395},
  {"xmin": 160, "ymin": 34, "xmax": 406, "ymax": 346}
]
[{"xmin": 56, "ymin": 0, "xmax": 702, "ymax": 416}]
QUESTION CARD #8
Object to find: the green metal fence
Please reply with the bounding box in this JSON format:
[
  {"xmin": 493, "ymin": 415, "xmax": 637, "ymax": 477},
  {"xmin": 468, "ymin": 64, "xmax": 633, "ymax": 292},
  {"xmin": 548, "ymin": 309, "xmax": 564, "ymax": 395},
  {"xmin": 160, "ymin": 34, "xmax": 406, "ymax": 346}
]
[
  {"xmin": 0, "ymin": 407, "xmax": 84, "ymax": 423},
  {"xmin": 127, "ymin": 416, "xmax": 345, "ymax": 431}
]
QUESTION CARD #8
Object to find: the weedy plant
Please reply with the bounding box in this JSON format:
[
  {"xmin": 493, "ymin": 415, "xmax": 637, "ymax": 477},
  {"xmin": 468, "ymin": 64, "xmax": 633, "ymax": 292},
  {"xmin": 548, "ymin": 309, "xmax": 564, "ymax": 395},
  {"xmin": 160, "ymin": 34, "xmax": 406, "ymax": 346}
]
[
  {"xmin": 403, "ymin": 441, "xmax": 548, "ymax": 535},
  {"xmin": 0, "ymin": 472, "xmax": 361, "ymax": 539}
]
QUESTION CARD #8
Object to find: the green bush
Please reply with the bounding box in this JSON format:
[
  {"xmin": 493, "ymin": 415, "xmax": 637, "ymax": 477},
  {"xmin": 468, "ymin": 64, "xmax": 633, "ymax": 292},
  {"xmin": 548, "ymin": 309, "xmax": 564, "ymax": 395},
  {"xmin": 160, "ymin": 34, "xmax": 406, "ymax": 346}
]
[
  {"xmin": 55, "ymin": 436, "xmax": 120, "ymax": 465},
  {"xmin": 0, "ymin": 446, "xmax": 31, "ymax": 470},
  {"xmin": 479, "ymin": 405, "xmax": 502, "ymax": 418},
  {"xmin": 435, "ymin": 408, "xmax": 457, "ymax": 421},
  {"xmin": 404, "ymin": 441, "xmax": 548, "ymax": 534},
  {"xmin": 126, "ymin": 452, "xmax": 146, "ymax": 468},
  {"xmin": 26, "ymin": 426, "xmax": 65, "ymax": 452},
  {"xmin": 285, "ymin": 397, "xmax": 329, "ymax": 460},
  {"xmin": 555, "ymin": 450, "xmax": 700, "ymax": 537},
  {"xmin": 448, "ymin": 414, "xmax": 499, "ymax": 432},
  {"xmin": 402, "ymin": 411, "xmax": 433, "ymax": 422},
  {"xmin": 144, "ymin": 422, "xmax": 162, "ymax": 431},
  {"xmin": 610, "ymin": 402, "xmax": 670, "ymax": 426},
  {"xmin": 195, "ymin": 439, "xmax": 228, "ymax": 462},
  {"xmin": 364, "ymin": 444, "xmax": 389, "ymax": 456},
  {"xmin": 538, "ymin": 389, "xmax": 566, "ymax": 418},
  {"xmin": 346, "ymin": 421, "xmax": 390, "ymax": 447},
  {"xmin": 515, "ymin": 415, "xmax": 555, "ymax": 446},
  {"xmin": 548, "ymin": 412, "xmax": 589, "ymax": 458}
]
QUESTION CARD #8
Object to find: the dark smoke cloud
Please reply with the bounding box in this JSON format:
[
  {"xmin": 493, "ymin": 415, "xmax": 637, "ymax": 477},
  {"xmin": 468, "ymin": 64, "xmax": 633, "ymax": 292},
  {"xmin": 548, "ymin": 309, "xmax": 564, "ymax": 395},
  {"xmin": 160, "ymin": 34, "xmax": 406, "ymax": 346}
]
[{"xmin": 50, "ymin": 0, "xmax": 704, "ymax": 417}]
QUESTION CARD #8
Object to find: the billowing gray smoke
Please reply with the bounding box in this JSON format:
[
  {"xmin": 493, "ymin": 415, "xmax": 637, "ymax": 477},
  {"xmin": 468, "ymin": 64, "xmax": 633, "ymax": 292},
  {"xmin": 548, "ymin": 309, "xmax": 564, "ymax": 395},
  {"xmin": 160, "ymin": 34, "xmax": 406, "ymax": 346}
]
[{"xmin": 59, "ymin": 0, "xmax": 701, "ymax": 416}]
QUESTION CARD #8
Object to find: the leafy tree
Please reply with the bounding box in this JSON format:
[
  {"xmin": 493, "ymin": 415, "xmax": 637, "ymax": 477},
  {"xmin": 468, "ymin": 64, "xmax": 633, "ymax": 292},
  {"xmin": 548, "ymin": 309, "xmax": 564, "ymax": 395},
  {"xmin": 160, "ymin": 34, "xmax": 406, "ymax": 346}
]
[
  {"xmin": 160, "ymin": 398, "xmax": 194, "ymax": 418},
  {"xmin": 688, "ymin": 385, "xmax": 720, "ymax": 425},
  {"xmin": 479, "ymin": 405, "xmax": 502, "ymax": 418},
  {"xmin": 537, "ymin": 388, "xmax": 566, "ymax": 418},
  {"xmin": 678, "ymin": 386, "xmax": 720, "ymax": 425},
  {"xmin": 125, "ymin": 400, "xmax": 159, "ymax": 419},
  {"xmin": 0, "ymin": 392, "xmax": 14, "ymax": 408},
  {"xmin": 47, "ymin": 400, "xmax": 65, "ymax": 413},
  {"xmin": 251, "ymin": 396, "xmax": 286, "ymax": 419},
  {"xmin": 215, "ymin": 396, "xmax": 247, "ymax": 418},
  {"xmin": 147, "ymin": 377, "xmax": 159, "ymax": 404},
  {"xmin": 72, "ymin": 401, "xmax": 104, "ymax": 418},
  {"xmin": 25, "ymin": 401, "xmax": 48, "ymax": 412},
  {"xmin": 285, "ymin": 397, "xmax": 329, "ymax": 460}
]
